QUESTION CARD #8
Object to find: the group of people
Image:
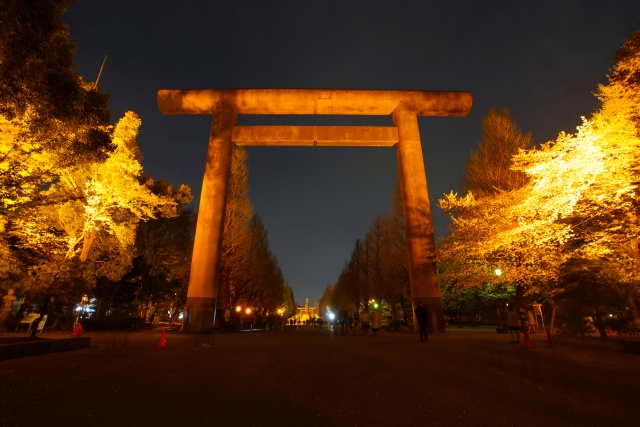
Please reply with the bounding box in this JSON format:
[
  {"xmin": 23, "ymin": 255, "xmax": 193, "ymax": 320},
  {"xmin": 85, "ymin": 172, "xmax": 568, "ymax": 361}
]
[
  {"xmin": 334, "ymin": 310, "xmax": 382, "ymax": 335},
  {"xmin": 505, "ymin": 304, "xmax": 538, "ymax": 344},
  {"xmin": 327, "ymin": 301, "xmax": 431, "ymax": 342}
]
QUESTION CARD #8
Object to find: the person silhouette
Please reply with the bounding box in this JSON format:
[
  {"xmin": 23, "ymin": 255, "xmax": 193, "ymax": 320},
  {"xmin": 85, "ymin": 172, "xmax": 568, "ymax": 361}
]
[{"xmin": 415, "ymin": 301, "xmax": 429, "ymax": 342}]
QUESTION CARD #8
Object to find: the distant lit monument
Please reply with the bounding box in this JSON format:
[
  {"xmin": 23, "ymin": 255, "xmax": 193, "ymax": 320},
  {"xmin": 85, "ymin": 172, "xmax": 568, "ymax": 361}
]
[
  {"xmin": 158, "ymin": 89, "xmax": 472, "ymax": 333},
  {"xmin": 294, "ymin": 298, "xmax": 317, "ymax": 322}
]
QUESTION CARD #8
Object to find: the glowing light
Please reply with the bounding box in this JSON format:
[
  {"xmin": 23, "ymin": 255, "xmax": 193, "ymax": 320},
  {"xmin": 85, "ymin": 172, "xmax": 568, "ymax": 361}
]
[
  {"xmin": 495, "ymin": 269, "xmax": 502, "ymax": 276},
  {"xmin": 327, "ymin": 311, "xmax": 335, "ymax": 320},
  {"xmin": 235, "ymin": 306, "xmax": 241, "ymax": 312},
  {"xmin": 245, "ymin": 308, "xmax": 252, "ymax": 315}
]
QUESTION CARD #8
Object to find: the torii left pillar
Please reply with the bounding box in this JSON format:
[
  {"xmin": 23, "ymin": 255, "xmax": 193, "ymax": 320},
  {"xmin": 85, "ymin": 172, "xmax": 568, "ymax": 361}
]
[{"xmin": 184, "ymin": 98, "xmax": 236, "ymax": 332}]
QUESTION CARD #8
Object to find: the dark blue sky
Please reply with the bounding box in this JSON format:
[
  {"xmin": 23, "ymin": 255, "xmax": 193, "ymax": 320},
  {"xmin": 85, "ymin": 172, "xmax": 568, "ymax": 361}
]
[{"xmin": 64, "ymin": 1, "xmax": 640, "ymax": 305}]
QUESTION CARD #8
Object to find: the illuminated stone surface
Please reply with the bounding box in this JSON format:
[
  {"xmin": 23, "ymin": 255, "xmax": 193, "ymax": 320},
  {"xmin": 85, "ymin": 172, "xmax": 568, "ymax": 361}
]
[
  {"xmin": 232, "ymin": 125, "xmax": 398, "ymax": 147},
  {"xmin": 184, "ymin": 98, "xmax": 236, "ymax": 332},
  {"xmin": 158, "ymin": 88, "xmax": 472, "ymax": 116},
  {"xmin": 158, "ymin": 88, "xmax": 472, "ymax": 333},
  {"xmin": 393, "ymin": 100, "xmax": 444, "ymax": 332}
]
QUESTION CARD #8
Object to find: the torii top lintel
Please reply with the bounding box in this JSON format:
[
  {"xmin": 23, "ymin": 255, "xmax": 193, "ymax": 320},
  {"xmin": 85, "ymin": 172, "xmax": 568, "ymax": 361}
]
[{"xmin": 157, "ymin": 89, "xmax": 472, "ymax": 116}]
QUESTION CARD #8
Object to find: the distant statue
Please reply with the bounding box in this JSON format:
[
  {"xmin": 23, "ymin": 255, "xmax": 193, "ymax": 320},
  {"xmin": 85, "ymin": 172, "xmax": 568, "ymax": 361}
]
[
  {"xmin": 2, "ymin": 289, "xmax": 17, "ymax": 309},
  {"xmin": 0, "ymin": 289, "xmax": 17, "ymax": 327}
]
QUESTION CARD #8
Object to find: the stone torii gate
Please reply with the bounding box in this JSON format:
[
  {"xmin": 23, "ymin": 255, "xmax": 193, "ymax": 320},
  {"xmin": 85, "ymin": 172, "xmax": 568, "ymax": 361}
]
[{"xmin": 157, "ymin": 89, "xmax": 472, "ymax": 333}]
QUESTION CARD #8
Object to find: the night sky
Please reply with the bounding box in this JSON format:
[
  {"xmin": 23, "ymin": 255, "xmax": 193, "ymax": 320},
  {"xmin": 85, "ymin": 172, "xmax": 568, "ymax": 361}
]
[{"xmin": 63, "ymin": 1, "xmax": 640, "ymax": 305}]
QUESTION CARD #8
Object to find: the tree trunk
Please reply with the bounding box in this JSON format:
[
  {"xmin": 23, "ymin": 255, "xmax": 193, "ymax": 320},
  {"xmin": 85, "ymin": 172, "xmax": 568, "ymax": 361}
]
[
  {"xmin": 95, "ymin": 299, "xmax": 105, "ymax": 319},
  {"xmin": 401, "ymin": 296, "xmax": 409, "ymax": 325},
  {"xmin": 593, "ymin": 305, "xmax": 607, "ymax": 338},
  {"xmin": 627, "ymin": 211, "xmax": 640, "ymax": 320},
  {"xmin": 143, "ymin": 295, "xmax": 151, "ymax": 322},
  {"xmin": 79, "ymin": 230, "xmax": 95, "ymax": 263}
]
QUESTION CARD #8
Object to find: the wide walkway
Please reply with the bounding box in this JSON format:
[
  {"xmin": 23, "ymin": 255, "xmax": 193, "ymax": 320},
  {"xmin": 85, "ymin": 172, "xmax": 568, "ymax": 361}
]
[{"xmin": 1, "ymin": 327, "xmax": 638, "ymax": 426}]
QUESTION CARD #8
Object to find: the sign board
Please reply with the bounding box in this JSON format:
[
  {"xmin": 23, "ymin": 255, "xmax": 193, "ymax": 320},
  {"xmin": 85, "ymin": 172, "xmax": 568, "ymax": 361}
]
[
  {"xmin": 533, "ymin": 304, "xmax": 543, "ymax": 316},
  {"xmin": 36, "ymin": 315, "xmax": 48, "ymax": 333},
  {"xmin": 20, "ymin": 313, "xmax": 40, "ymax": 324},
  {"xmin": 532, "ymin": 304, "xmax": 545, "ymax": 328}
]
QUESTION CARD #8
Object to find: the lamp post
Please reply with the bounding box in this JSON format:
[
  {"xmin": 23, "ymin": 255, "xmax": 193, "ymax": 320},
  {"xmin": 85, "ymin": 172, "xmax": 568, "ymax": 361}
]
[{"xmin": 75, "ymin": 294, "xmax": 88, "ymax": 325}]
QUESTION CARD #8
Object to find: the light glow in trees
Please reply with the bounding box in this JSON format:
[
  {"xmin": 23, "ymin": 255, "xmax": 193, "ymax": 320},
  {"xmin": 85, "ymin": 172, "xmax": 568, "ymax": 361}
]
[
  {"xmin": 1, "ymin": 111, "xmax": 190, "ymax": 291},
  {"xmin": 438, "ymin": 26, "xmax": 640, "ymax": 328}
]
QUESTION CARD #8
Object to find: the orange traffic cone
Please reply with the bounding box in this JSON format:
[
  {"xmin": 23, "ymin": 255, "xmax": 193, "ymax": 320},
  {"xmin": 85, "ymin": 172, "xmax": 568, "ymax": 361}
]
[
  {"xmin": 158, "ymin": 328, "xmax": 167, "ymax": 348},
  {"xmin": 76, "ymin": 324, "xmax": 82, "ymax": 337},
  {"xmin": 546, "ymin": 327, "xmax": 555, "ymax": 347},
  {"xmin": 523, "ymin": 330, "xmax": 532, "ymax": 348},
  {"xmin": 72, "ymin": 323, "xmax": 80, "ymax": 337}
]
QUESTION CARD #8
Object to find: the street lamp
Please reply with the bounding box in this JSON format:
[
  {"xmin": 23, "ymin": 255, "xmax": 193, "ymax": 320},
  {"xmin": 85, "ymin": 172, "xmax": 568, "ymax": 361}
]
[
  {"xmin": 75, "ymin": 294, "xmax": 88, "ymax": 325},
  {"xmin": 495, "ymin": 269, "xmax": 502, "ymax": 276}
]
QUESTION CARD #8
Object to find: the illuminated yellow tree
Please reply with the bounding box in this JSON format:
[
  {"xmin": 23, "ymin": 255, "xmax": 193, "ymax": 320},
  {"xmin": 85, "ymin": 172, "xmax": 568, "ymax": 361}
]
[
  {"xmin": 3, "ymin": 112, "xmax": 190, "ymax": 292},
  {"xmin": 510, "ymin": 69, "xmax": 640, "ymax": 319},
  {"xmin": 438, "ymin": 109, "xmax": 545, "ymax": 311},
  {"xmin": 439, "ymin": 27, "xmax": 640, "ymax": 327}
]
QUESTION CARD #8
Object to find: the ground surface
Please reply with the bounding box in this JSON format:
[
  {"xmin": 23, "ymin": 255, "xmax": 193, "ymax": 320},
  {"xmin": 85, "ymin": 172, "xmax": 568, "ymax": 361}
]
[{"xmin": 1, "ymin": 326, "xmax": 638, "ymax": 427}]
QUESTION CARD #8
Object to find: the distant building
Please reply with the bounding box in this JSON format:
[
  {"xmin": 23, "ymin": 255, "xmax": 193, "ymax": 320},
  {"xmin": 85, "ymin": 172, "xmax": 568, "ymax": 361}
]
[{"xmin": 293, "ymin": 298, "xmax": 318, "ymax": 322}]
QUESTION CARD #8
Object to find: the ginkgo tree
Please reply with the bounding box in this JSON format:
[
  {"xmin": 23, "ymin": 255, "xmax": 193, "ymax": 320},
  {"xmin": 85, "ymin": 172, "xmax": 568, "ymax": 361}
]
[
  {"xmin": 509, "ymin": 46, "xmax": 640, "ymax": 322},
  {"xmin": 437, "ymin": 108, "xmax": 548, "ymax": 326},
  {"xmin": 438, "ymin": 26, "xmax": 640, "ymax": 332},
  {"xmin": 2, "ymin": 111, "xmax": 190, "ymax": 310}
]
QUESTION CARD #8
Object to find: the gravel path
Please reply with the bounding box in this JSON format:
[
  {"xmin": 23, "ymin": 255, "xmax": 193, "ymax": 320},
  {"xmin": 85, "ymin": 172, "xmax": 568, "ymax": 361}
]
[{"xmin": 1, "ymin": 327, "xmax": 638, "ymax": 426}]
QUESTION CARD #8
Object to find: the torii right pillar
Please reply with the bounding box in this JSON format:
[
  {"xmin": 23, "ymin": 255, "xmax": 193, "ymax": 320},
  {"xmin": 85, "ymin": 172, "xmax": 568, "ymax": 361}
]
[{"xmin": 393, "ymin": 100, "xmax": 444, "ymax": 333}]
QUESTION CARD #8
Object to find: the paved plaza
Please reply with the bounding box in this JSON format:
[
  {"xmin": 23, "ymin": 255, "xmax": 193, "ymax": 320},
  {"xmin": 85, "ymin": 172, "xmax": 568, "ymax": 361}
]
[{"xmin": 1, "ymin": 327, "xmax": 638, "ymax": 426}]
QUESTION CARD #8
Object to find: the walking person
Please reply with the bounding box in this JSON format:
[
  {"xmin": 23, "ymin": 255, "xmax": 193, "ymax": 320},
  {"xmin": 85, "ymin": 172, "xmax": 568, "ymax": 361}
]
[
  {"xmin": 415, "ymin": 301, "xmax": 429, "ymax": 342},
  {"xmin": 527, "ymin": 308, "xmax": 537, "ymax": 333},
  {"xmin": 519, "ymin": 307, "xmax": 528, "ymax": 333},
  {"xmin": 370, "ymin": 309, "xmax": 380, "ymax": 335},
  {"xmin": 506, "ymin": 304, "xmax": 521, "ymax": 344},
  {"xmin": 361, "ymin": 310, "xmax": 370, "ymax": 335}
]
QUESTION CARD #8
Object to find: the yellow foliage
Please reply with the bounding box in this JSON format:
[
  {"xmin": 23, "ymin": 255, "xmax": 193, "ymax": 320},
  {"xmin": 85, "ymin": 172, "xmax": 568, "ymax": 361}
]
[
  {"xmin": 65, "ymin": 111, "xmax": 178, "ymax": 259},
  {"xmin": 2, "ymin": 109, "xmax": 185, "ymax": 278},
  {"xmin": 439, "ymin": 55, "xmax": 640, "ymax": 294}
]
